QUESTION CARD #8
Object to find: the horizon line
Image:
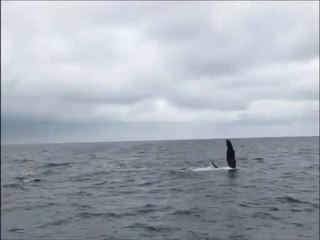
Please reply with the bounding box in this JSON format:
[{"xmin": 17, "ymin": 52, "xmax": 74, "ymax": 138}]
[{"xmin": 1, "ymin": 134, "xmax": 319, "ymax": 146}]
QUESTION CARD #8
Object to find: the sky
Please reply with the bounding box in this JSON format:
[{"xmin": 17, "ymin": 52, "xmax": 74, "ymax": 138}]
[{"xmin": 1, "ymin": 1, "xmax": 319, "ymax": 144}]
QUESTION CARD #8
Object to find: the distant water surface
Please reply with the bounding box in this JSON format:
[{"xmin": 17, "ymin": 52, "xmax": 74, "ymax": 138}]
[{"xmin": 1, "ymin": 137, "xmax": 319, "ymax": 240}]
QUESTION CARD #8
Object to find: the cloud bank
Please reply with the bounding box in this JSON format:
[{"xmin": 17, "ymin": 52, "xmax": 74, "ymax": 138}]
[{"xmin": 2, "ymin": 1, "xmax": 319, "ymax": 144}]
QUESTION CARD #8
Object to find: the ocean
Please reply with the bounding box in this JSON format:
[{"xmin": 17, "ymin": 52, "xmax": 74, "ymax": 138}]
[{"xmin": 1, "ymin": 137, "xmax": 319, "ymax": 240}]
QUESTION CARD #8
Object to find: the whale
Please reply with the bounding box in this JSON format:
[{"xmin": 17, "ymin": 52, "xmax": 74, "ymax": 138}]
[
  {"xmin": 226, "ymin": 139, "xmax": 236, "ymax": 168},
  {"xmin": 210, "ymin": 139, "xmax": 236, "ymax": 169}
]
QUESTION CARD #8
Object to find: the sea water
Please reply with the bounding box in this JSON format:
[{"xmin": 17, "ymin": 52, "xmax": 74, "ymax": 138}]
[{"xmin": 1, "ymin": 137, "xmax": 319, "ymax": 240}]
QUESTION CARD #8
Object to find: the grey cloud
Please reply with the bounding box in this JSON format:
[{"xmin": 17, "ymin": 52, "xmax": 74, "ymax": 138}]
[
  {"xmin": 144, "ymin": 2, "xmax": 319, "ymax": 79},
  {"xmin": 2, "ymin": 1, "xmax": 319, "ymax": 143}
]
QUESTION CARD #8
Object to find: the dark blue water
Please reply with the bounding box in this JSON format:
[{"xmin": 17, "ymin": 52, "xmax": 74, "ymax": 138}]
[{"xmin": 1, "ymin": 137, "xmax": 319, "ymax": 240}]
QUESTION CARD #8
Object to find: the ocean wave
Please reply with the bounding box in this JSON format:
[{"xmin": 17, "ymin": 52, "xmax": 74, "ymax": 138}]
[
  {"xmin": 76, "ymin": 211, "xmax": 122, "ymax": 219},
  {"xmin": 137, "ymin": 180, "xmax": 160, "ymax": 187},
  {"xmin": 134, "ymin": 204, "xmax": 164, "ymax": 214},
  {"xmin": 192, "ymin": 166, "xmax": 237, "ymax": 171},
  {"xmin": 252, "ymin": 212, "xmax": 280, "ymax": 220},
  {"xmin": 13, "ymin": 158, "xmax": 34, "ymax": 163},
  {"xmin": 42, "ymin": 162, "xmax": 71, "ymax": 167},
  {"xmin": 2, "ymin": 182, "xmax": 25, "ymax": 190},
  {"xmin": 277, "ymin": 196, "xmax": 315, "ymax": 205},
  {"xmin": 91, "ymin": 180, "xmax": 109, "ymax": 186},
  {"xmin": 171, "ymin": 207, "xmax": 202, "ymax": 216},
  {"xmin": 8, "ymin": 228, "xmax": 24, "ymax": 233},
  {"xmin": 126, "ymin": 223, "xmax": 178, "ymax": 233},
  {"xmin": 67, "ymin": 177, "xmax": 92, "ymax": 182},
  {"xmin": 278, "ymin": 196, "xmax": 319, "ymax": 209},
  {"xmin": 14, "ymin": 176, "xmax": 27, "ymax": 181},
  {"xmin": 171, "ymin": 209, "xmax": 192, "ymax": 215},
  {"xmin": 3, "ymin": 202, "xmax": 57, "ymax": 213},
  {"xmin": 38, "ymin": 169, "xmax": 55, "ymax": 175},
  {"xmin": 38, "ymin": 217, "xmax": 73, "ymax": 228}
]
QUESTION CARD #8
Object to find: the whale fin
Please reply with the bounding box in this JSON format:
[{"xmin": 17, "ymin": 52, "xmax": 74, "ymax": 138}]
[
  {"xmin": 211, "ymin": 161, "xmax": 218, "ymax": 168},
  {"xmin": 226, "ymin": 139, "xmax": 236, "ymax": 168}
]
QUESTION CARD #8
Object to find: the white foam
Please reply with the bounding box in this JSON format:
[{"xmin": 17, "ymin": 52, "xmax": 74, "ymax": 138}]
[{"xmin": 192, "ymin": 166, "xmax": 237, "ymax": 171}]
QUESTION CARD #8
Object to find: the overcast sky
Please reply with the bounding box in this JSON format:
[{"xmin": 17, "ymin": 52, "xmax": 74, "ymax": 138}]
[{"xmin": 2, "ymin": 1, "xmax": 319, "ymax": 144}]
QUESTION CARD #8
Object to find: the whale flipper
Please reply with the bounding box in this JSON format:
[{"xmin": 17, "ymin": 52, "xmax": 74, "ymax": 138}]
[
  {"xmin": 226, "ymin": 139, "xmax": 236, "ymax": 168},
  {"xmin": 211, "ymin": 161, "xmax": 218, "ymax": 168}
]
